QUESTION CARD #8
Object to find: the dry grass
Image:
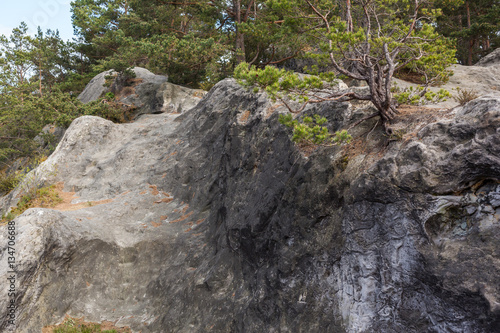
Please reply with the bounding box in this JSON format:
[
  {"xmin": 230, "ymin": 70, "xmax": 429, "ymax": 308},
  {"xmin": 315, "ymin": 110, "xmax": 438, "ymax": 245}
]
[
  {"xmin": 50, "ymin": 183, "xmax": 114, "ymax": 211},
  {"xmin": 42, "ymin": 315, "xmax": 131, "ymax": 333},
  {"xmin": 454, "ymin": 88, "xmax": 479, "ymax": 105}
]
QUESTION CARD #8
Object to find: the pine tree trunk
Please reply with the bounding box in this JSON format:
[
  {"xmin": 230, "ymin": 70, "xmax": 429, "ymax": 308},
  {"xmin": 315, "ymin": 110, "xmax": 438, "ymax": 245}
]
[
  {"xmin": 234, "ymin": 0, "xmax": 246, "ymax": 64},
  {"xmin": 466, "ymin": 1, "xmax": 473, "ymax": 65},
  {"xmin": 346, "ymin": 0, "xmax": 353, "ymax": 32}
]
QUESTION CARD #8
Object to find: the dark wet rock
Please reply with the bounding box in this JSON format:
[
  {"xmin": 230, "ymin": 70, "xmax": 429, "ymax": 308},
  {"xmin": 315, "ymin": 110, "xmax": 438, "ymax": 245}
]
[{"xmin": 1, "ymin": 79, "xmax": 500, "ymax": 332}]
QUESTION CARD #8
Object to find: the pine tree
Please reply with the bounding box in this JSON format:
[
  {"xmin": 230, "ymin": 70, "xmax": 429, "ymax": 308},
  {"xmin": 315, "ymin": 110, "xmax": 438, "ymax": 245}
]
[{"xmin": 235, "ymin": 0, "xmax": 456, "ymax": 134}]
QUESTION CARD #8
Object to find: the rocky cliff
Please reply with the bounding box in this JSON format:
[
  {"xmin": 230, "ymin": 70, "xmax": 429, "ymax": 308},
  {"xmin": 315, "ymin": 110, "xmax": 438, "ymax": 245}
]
[{"xmin": 1, "ymin": 67, "xmax": 500, "ymax": 332}]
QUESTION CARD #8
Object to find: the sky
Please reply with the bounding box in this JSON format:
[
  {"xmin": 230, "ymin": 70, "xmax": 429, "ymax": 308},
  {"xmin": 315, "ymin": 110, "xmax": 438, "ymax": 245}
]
[{"xmin": 0, "ymin": 0, "xmax": 75, "ymax": 41}]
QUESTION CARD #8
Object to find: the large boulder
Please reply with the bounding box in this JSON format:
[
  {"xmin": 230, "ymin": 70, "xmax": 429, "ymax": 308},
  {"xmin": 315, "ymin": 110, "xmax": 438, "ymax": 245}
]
[
  {"xmin": 77, "ymin": 69, "xmax": 114, "ymax": 104},
  {"xmin": 1, "ymin": 77, "xmax": 500, "ymax": 332},
  {"xmin": 77, "ymin": 67, "xmax": 206, "ymax": 119}
]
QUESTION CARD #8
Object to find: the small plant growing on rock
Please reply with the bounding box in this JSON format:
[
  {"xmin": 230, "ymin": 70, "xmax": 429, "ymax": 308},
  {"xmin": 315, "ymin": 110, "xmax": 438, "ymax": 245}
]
[
  {"xmin": 392, "ymin": 85, "xmax": 451, "ymax": 105},
  {"xmin": 454, "ymin": 87, "xmax": 479, "ymax": 105},
  {"xmin": 1, "ymin": 185, "xmax": 62, "ymax": 223},
  {"xmin": 104, "ymin": 92, "xmax": 115, "ymax": 101},
  {"xmin": 279, "ymin": 114, "xmax": 352, "ymax": 146},
  {"xmin": 46, "ymin": 315, "xmax": 130, "ymax": 333},
  {"xmin": 0, "ymin": 171, "xmax": 22, "ymax": 194},
  {"xmin": 387, "ymin": 129, "xmax": 407, "ymax": 142}
]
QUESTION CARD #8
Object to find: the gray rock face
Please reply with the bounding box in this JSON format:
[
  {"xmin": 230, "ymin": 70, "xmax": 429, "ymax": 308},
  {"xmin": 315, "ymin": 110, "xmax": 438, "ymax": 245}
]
[
  {"xmin": 77, "ymin": 69, "xmax": 115, "ymax": 104},
  {"xmin": 121, "ymin": 80, "xmax": 206, "ymax": 118},
  {"xmin": 393, "ymin": 63, "xmax": 500, "ymax": 109},
  {"xmin": 1, "ymin": 79, "xmax": 500, "ymax": 332},
  {"xmin": 476, "ymin": 48, "xmax": 500, "ymax": 67},
  {"xmin": 77, "ymin": 67, "xmax": 205, "ymax": 119}
]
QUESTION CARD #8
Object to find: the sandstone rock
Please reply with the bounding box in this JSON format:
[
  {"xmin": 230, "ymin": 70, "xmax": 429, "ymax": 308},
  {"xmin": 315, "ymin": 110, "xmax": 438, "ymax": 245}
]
[
  {"xmin": 393, "ymin": 64, "xmax": 500, "ymax": 109},
  {"xmin": 1, "ymin": 79, "xmax": 500, "ymax": 332},
  {"xmin": 476, "ymin": 48, "xmax": 500, "ymax": 67},
  {"xmin": 77, "ymin": 67, "xmax": 206, "ymax": 119},
  {"xmin": 121, "ymin": 80, "xmax": 206, "ymax": 118},
  {"xmin": 77, "ymin": 69, "xmax": 115, "ymax": 104}
]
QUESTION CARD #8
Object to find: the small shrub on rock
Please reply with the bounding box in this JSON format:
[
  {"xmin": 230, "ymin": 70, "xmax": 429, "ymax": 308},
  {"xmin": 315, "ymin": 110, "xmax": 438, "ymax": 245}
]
[{"xmin": 454, "ymin": 88, "xmax": 479, "ymax": 105}]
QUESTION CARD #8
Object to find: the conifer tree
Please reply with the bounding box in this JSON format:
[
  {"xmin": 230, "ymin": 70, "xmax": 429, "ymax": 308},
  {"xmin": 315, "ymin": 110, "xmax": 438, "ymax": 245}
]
[{"xmin": 235, "ymin": 0, "xmax": 456, "ymax": 134}]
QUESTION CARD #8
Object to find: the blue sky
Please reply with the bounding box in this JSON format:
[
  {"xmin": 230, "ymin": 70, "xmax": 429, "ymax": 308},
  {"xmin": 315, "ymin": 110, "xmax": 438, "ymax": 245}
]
[{"xmin": 0, "ymin": 0, "xmax": 75, "ymax": 41}]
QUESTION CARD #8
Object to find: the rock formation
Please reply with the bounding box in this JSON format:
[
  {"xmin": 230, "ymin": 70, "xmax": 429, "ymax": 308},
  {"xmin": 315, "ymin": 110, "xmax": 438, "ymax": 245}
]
[
  {"xmin": 476, "ymin": 48, "xmax": 500, "ymax": 67},
  {"xmin": 1, "ymin": 69, "xmax": 500, "ymax": 332}
]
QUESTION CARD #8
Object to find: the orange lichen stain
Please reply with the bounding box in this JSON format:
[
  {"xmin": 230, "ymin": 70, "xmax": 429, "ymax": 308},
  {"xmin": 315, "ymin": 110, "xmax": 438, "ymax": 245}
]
[
  {"xmin": 173, "ymin": 209, "xmax": 180, "ymax": 213},
  {"xmin": 151, "ymin": 221, "xmax": 162, "ymax": 228},
  {"xmin": 169, "ymin": 211, "xmax": 194, "ymax": 223},
  {"xmin": 175, "ymin": 139, "xmax": 182, "ymax": 144},
  {"xmin": 86, "ymin": 281, "xmax": 91, "ymax": 287},
  {"xmin": 196, "ymin": 218, "xmax": 205, "ymax": 225},
  {"xmin": 238, "ymin": 110, "xmax": 251, "ymax": 123},
  {"xmin": 192, "ymin": 232, "xmax": 203, "ymax": 237},
  {"xmin": 181, "ymin": 204, "xmax": 190, "ymax": 214},
  {"xmin": 232, "ymin": 293, "xmax": 235, "ymax": 297},
  {"xmin": 160, "ymin": 215, "xmax": 168, "ymax": 220},
  {"xmin": 139, "ymin": 190, "xmax": 147, "ymax": 195},
  {"xmin": 162, "ymin": 173, "xmax": 167, "ymax": 179},
  {"xmin": 185, "ymin": 228, "xmax": 192, "ymax": 232},
  {"xmin": 51, "ymin": 183, "xmax": 114, "ymax": 211},
  {"xmin": 149, "ymin": 184, "xmax": 160, "ymax": 195},
  {"xmin": 184, "ymin": 222, "xmax": 194, "ymax": 226},
  {"xmin": 121, "ymin": 190, "xmax": 131, "ymax": 196},
  {"xmin": 188, "ymin": 267, "xmax": 196, "ymax": 271},
  {"xmin": 170, "ymin": 151, "xmax": 177, "ymax": 156},
  {"xmin": 155, "ymin": 197, "xmax": 173, "ymax": 204},
  {"xmin": 161, "ymin": 191, "xmax": 171, "ymax": 197}
]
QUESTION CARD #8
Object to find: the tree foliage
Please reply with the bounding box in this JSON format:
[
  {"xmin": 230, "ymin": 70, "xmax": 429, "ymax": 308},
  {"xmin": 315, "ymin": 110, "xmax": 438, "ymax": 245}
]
[
  {"xmin": 0, "ymin": 24, "xmax": 118, "ymax": 167},
  {"xmin": 235, "ymin": 0, "xmax": 456, "ymax": 133},
  {"xmin": 434, "ymin": 0, "xmax": 500, "ymax": 65},
  {"xmin": 70, "ymin": 0, "xmax": 310, "ymax": 87}
]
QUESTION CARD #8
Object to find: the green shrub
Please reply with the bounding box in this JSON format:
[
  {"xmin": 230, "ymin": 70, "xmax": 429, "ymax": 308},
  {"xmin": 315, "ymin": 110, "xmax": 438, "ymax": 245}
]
[
  {"xmin": 1, "ymin": 184, "xmax": 62, "ymax": 224},
  {"xmin": 279, "ymin": 114, "xmax": 352, "ymax": 146},
  {"xmin": 0, "ymin": 172, "xmax": 20, "ymax": 194},
  {"xmin": 48, "ymin": 316, "xmax": 128, "ymax": 333},
  {"xmin": 393, "ymin": 85, "xmax": 451, "ymax": 105}
]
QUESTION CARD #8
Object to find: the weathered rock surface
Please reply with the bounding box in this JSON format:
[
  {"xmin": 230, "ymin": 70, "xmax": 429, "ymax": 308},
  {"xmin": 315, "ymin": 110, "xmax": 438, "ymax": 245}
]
[
  {"xmin": 120, "ymin": 78, "xmax": 206, "ymax": 118},
  {"xmin": 77, "ymin": 67, "xmax": 205, "ymax": 120},
  {"xmin": 1, "ymin": 76, "xmax": 500, "ymax": 332},
  {"xmin": 476, "ymin": 48, "xmax": 500, "ymax": 67},
  {"xmin": 394, "ymin": 63, "xmax": 500, "ymax": 109},
  {"xmin": 77, "ymin": 69, "xmax": 115, "ymax": 104}
]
